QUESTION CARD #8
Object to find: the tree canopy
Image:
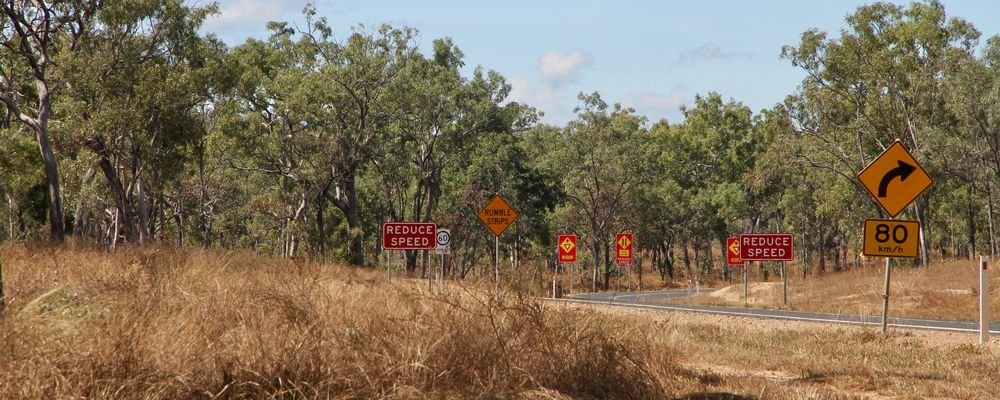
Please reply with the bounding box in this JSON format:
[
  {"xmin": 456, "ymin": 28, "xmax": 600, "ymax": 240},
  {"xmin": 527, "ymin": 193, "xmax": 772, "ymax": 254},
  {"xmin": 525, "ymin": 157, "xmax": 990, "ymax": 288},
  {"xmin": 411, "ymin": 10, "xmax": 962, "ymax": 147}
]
[{"xmin": 1, "ymin": 0, "xmax": 998, "ymax": 288}]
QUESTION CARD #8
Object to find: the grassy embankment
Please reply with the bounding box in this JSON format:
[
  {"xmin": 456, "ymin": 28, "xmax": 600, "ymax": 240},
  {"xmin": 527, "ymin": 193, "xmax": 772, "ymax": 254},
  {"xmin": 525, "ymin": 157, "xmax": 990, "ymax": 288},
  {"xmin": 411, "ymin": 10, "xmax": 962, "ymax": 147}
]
[{"xmin": 1, "ymin": 244, "xmax": 998, "ymax": 399}]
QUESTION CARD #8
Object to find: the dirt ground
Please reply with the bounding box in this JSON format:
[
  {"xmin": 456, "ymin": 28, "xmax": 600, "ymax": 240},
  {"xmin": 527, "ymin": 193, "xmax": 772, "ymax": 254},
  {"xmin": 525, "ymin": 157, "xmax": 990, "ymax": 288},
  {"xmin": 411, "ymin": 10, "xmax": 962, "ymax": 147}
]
[{"xmin": 550, "ymin": 300, "xmax": 1000, "ymax": 399}]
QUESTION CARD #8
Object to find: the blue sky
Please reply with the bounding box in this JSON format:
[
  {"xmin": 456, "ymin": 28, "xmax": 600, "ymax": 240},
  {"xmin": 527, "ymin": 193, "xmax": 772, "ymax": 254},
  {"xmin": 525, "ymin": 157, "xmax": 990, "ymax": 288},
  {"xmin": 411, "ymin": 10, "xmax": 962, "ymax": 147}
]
[{"xmin": 200, "ymin": 0, "xmax": 1000, "ymax": 125}]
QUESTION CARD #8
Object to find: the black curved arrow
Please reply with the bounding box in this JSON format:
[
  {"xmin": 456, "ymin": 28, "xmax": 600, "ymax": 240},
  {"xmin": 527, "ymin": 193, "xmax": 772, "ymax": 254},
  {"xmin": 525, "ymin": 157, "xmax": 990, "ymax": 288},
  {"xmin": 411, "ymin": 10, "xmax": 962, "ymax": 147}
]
[{"xmin": 877, "ymin": 160, "xmax": 917, "ymax": 197}]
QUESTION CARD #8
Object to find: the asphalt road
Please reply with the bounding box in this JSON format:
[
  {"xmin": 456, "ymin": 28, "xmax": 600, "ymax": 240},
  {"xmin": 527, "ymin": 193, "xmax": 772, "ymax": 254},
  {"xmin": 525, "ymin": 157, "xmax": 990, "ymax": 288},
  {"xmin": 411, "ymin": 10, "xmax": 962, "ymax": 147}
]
[{"xmin": 555, "ymin": 289, "xmax": 1000, "ymax": 334}]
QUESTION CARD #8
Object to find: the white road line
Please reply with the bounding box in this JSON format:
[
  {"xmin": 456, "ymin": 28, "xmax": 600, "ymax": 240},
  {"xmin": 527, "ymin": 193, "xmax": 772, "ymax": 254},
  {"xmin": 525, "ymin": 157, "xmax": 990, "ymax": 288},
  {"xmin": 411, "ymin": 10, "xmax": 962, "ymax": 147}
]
[{"xmin": 545, "ymin": 298, "xmax": 1000, "ymax": 335}]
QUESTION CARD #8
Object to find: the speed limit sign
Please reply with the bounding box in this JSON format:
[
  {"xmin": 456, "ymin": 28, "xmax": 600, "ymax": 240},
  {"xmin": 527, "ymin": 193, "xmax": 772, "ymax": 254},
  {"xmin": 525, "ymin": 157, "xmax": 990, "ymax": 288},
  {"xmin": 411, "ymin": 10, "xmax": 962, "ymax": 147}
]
[
  {"xmin": 435, "ymin": 228, "xmax": 451, "ymax": 254},
  {"xmin": 863, "ymin": 219, "xmax": 919, "ymax": 258}
]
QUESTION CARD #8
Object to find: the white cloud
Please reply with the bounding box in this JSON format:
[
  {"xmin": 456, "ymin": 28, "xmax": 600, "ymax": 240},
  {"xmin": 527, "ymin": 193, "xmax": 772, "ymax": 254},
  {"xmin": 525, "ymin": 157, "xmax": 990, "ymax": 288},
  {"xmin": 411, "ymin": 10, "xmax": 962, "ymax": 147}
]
[
  {"xmin": 618, "ymin": 86, "xmax": 690, "ymax": 123},
  {"xmin": 678, "ymin": 42, "xmax": 752, "ymax": 63},
  {"xmin": 508, "ymin": 50, "xmax": 595, "ymax": 124},
  {"xmin": 202, "ymin": 0, "xmax": 298, "ymax": 40},
  {"xmin": 538, "ymin": 50, "xmax": 594, "ymax": 87}
]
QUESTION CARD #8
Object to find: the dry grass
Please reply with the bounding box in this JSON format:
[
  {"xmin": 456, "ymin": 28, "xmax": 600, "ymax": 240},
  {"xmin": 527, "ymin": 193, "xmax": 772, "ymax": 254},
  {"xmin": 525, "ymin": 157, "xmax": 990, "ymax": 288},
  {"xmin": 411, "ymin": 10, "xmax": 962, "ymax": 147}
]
[
  {"xmin": 0, "ymin": 244, "xmax": 685, "ymax": 399},
  {"xmin": 558, "ymin": 303, "xmax": 1000, "ymax": 399},
  {"xmin": 4, "ymin": 244, "xmax": 999, "ymax": 399}
]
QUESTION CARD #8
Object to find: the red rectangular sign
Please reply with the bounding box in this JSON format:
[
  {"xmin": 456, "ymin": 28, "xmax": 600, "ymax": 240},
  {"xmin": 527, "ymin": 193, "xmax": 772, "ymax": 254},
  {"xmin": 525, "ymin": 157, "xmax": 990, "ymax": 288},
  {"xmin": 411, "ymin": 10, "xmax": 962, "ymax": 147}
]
[
  {"xmin": 726, "ymin": 237, "xmax": 742, "ymax": 265},
  {"xmin": 615, "ymin": 232, "xmax": 634, "ymax": 265},
  {"xmin": 739, "ymin": 233, "xmax": 793, "ymax": 261},
  {"xmin": 382, "ymin": 222, "xmax": 437, "ymax": 250},
  {"xmin": 558, "ymin": 234, "xmax": 577, "ymax": 263}
]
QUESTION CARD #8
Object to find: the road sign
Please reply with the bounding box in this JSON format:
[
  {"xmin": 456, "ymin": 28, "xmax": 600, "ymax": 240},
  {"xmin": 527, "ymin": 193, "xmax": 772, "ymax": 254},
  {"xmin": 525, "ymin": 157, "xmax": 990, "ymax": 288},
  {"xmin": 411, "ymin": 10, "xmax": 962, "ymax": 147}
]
[
  {"xmin": 857, "ymin": 141, "xmax": 933, "ymax": 217},
  {"xmin": 862, "ymin": 219, "xmax": 918, "ymax": 258},
  {"xmin": 478, "ymin": 195, "xmax": 518, "ymax": 237},
  {"xmin": 726, "ymin": 237, "xmax": 742, "ymax": 265},
  {"xmin": 382, "ymin": 222, "xmax": 437, "ymax": 250},
  {"xmin": 558, "ymin": 234, "xmax": 577, "ymax": 263},
  {"xmin": 615, "ymin": 232, "xmax": 634, "ymax": 265},
  {"xmin": 435, "ymin": 228, "xmax": 451, "ymax": 254},
  {"xmin": 739, "ymin": 233, "xmax": 794, "ymax": 261}
]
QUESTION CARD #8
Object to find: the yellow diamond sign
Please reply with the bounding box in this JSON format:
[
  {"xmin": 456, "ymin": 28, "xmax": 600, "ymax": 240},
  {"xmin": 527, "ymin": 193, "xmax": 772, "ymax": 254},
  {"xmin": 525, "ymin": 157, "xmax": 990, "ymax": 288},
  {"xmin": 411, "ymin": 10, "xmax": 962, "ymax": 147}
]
[
  {"xmin": 478, "ymin": 194, "xmax": 518, "ymax": 237},
  {"xmin": 560, "ymin": 238, "xmax": 575, "ymax": 253},
  {"xmin": 615, "ymin": 232, "xmax": 633, "ymax": 265},
  {"xmin": 557, "ymin": 234, "xmax": 577, "ymax": 262},
  {"xmin": 857, "ymin": 141, "xmax": 933, "ymax": 218}
]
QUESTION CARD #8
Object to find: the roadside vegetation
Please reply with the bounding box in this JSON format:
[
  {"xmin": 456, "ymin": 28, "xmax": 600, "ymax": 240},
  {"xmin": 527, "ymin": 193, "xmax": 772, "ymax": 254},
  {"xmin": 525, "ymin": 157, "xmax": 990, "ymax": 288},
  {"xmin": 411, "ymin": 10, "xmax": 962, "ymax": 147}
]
[
  {"xmin": 4, "ymin": 1, "xmax": 1000, "ymax": 398},
  {"xmin": 0, "ymin": 244, "xmax": 678, "ymax": 399},
  {"xmin": 3, "ymin": 244, "xmax": 999, "ymax": 399},
  {"xmin": 1, "ymin": 1, "xmax": 999, "ymax": 293}
]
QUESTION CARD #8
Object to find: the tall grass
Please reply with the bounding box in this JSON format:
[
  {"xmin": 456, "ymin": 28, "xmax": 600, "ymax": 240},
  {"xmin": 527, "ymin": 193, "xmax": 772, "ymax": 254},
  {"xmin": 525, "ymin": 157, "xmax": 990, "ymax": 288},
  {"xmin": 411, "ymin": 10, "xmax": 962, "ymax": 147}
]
[{"xmin": 0, "ymin": 245, "xmax": 681, "ymax": 399}]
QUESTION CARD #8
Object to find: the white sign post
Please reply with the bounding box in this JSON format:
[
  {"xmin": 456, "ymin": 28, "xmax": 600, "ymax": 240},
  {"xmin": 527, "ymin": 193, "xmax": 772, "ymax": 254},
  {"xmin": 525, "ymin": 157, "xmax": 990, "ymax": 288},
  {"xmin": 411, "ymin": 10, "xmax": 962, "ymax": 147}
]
[{"xmin": 980, "ymin": 256, "xmax": 990, "ymax": 344}]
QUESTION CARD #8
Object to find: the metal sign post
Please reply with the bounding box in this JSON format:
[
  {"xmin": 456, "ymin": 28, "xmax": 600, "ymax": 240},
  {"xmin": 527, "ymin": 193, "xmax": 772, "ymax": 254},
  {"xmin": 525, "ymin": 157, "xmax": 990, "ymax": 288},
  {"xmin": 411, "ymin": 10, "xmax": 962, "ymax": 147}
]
[
  {"xmin": 477, "ymin": 195, "xmax": 517, "ymax": 299},
  {"xmin": 743, "ymin": 262, "xmax": 749, "ymax": 308},
  {"xmin": 552, "ymin": 262, "xmax": 558, "ymax": 299},
  {"xmin": 881, "ymin": 257, "xmax": 892, "ymax": 333},
  {"xmin": 435, "ymin": 228, "xmax": 451, "ymax": 292},
  {"xmin": 494, "ymin": 236, "xmax": 499, "ymax": 298},
  {"xmin": 857, "ymin": 140, "xmax": 932, "ymax": 335},
  {"xmin": 739, "ymin": 233, "xmax": 794, "ymax": 309},
  {"xmin": 0, "ymin": 256, "xmax": 5, "ymax": 310},
  {"xmin": 782, "ymin": 261, "xmax": 788, "ymax": 306}
]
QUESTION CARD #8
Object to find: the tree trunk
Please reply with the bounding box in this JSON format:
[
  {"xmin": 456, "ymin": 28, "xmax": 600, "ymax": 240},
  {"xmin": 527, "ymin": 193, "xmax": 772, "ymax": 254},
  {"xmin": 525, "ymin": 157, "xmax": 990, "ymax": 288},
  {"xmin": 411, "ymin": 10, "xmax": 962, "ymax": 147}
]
[
  {"xmin": 915, "ymin": 198, "xmax": 930, "ymax": 268},
  {"xmin": 37, "ymin": 125, "xmax": 64, "ymax": 241},
  {"xmin": 325, "ymin": 173, "xmax": 365, "ymax": 266},
  {"xmin": 591, "ymin": 238, "xmax": 601, "ymax": 292},
  {"xmin": 833, "ymin": 239, "xmax": 842, "ymax": 271},
  {"xmin": 174, "ymin": 186, "xmax": 185, "ymax": 246},
  {"xmin": 693, "ymin": 243, "xmax": 701, "ymax": 279},
  {"xmin": 137, "ymin": 174, "xmax": 151, "ymax": 243},
  {"xmin": 968, "ymin": 184, "xmax": 976, "ymax": 261},
  {"xmin": 666, "ymin": 244, "xmax": 675, "ymax": 280},
  {"xmin": 989, "ymin": 181, "xmax": 996, "ymax": 256},
  {"xmin": 603, "ymin": 240, "xmax": 612, "ymax": 289},
  {"xmin": 316, "ymin": 193, "xmax": 325, "ymax": 258},
  {"xmin": 818, "ymin": 241, "xmax": 826, "ymax": 275},
  {"xmin": 683, "ymin": 244, "xmax": 691, "ymax": 278},
  {"xmin": 73, "ymin": 166, "xmax": 96, "ymax": 237},
  {"xmin": 720, "ymin": 237, "xmax": 730, "ymax": 281},
  {"xmin": 86, "ymin": 136, "xmax": 138, "ymax": 244}
]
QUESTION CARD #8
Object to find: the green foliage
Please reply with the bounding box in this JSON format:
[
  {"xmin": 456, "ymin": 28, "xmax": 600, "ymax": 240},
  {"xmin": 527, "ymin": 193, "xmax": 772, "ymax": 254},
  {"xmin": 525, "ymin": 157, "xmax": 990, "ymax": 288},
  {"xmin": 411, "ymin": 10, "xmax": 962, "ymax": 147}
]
[{"xmin": 2, "ymin": 0, "xmax": 999, "ymax": 284}]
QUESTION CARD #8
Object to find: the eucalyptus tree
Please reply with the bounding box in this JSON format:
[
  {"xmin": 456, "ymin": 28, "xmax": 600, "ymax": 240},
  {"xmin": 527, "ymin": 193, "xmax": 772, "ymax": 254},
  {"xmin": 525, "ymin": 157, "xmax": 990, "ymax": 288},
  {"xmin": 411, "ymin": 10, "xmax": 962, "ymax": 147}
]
[
  {"xmin": 221, "ymin": 8, "xmax": 419, "ymax": 263},
  {"xmin": 942, "ymin": 36, "xmax": 1000, "ymax": 256},
  {"xmin": 624, "ymin": 121, "xmax": 687, "ymax": 281},
  {"xmin": 556, "ymin": 93, "xmax": 655, "ymax": 291},
  {"xmin": 781, "ymin": 0, "xmax": 980, "ymax": 266},
  {"xmin": 655, "ymin": 93, "xmax": 761, "ymax": 279},
  {"xmin": 57, "ymin": 0, "xmax": 220, "ymax": 246},
  {"xmin": 373, "ymin": 39, "xmax": 537, "ymax": 271},
  {"xmin": 0, "ymin": 0, "xmax": 100, "ymax": 240},
  {"xmin": 435, "ymin": 127, "xmax": 562, "ymax": 279},
  {"xmin": 311, "ymin": 23, "xmax": 417, "ymax": 266}
]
